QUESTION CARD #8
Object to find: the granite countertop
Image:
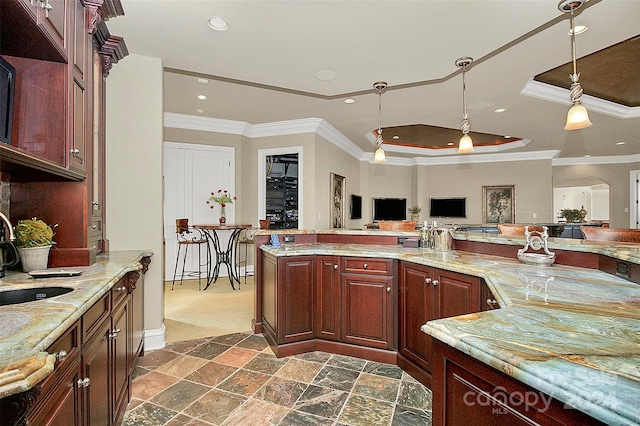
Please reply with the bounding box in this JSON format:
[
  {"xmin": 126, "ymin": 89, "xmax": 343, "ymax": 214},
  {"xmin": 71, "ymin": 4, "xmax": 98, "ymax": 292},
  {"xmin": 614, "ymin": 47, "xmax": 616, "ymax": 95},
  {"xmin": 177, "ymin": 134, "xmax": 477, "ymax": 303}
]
[
  {"xmin": 260, "ymin": 241, "xmax": 640, "ymax": 425},
  {"xmin": 0, "ymin": 250, "xmax": 152, "ymax": 399}
]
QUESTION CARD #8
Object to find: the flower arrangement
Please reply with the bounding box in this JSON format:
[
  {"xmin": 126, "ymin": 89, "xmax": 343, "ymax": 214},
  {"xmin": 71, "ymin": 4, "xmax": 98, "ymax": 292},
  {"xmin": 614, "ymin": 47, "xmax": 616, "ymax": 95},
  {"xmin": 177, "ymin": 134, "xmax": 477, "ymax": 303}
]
[
  {"xmin": 206, "ymin": 190, "xmax": 237, "ymax": 209},
  {"xmin": 13, "ymin": 218, "xmax": 57, "ymax": 248},
  {"xmin": 558, "ymin": 208, "xmax": 582, "ymax": 223}
]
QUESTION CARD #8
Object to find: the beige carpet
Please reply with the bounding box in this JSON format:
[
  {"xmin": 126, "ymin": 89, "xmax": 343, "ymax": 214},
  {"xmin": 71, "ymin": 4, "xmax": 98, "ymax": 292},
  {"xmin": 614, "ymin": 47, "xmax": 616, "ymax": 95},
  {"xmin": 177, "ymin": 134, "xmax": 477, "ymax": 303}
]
[{"xmin": 164, "ymin": 275, "xmax": 255, "ymax": 343}]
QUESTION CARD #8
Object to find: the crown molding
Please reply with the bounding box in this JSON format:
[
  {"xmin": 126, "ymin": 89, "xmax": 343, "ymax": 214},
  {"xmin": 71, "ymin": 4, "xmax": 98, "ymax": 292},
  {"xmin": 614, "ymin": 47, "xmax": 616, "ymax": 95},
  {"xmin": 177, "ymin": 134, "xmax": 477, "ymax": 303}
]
[
  {"xmin": 521, "ymin": 79, "xmax": 640, "ymax": 119},
  {"xmin": 552, "ymin": 154, "xmax": 640, "ymax": 166},
  {"xmin": 413, "ymin": 150, "xmax": 561, "ymax": 166},
  {"xmin": 164, "ymin": 113, "xmax": 251, "ymax": 135}
]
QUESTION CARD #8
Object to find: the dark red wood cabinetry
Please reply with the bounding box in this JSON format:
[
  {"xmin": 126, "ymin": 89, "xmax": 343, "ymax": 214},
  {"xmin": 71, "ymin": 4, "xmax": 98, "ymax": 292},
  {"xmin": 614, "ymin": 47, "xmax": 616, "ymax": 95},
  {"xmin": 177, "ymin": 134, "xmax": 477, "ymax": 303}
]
[
  {"xmin": 277, "ymin": 256, "xmax": 315, "ymax": 344},
  {"xmin": 398, "ymin": 262, "xmax": 484, "ymax": 386},
  {"xmin": 315, "ymin": 255, "xmax": 341, "ymax": 341}
]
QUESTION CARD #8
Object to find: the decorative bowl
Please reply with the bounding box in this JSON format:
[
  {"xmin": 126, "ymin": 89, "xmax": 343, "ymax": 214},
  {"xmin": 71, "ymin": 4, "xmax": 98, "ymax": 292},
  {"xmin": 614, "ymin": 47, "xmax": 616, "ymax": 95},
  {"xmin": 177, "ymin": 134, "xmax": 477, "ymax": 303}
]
[{"xmin": 517, "ymin": 252, "xmax": 555, "ymax": 267}]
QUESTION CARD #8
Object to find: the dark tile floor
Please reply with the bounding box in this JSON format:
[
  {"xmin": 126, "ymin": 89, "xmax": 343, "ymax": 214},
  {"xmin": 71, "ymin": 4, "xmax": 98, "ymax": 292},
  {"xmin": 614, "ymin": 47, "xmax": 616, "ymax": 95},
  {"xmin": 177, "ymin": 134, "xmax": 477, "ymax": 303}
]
[{"xmin": 122, "ymin": 332, "xmax": 433, "ymax": 425}]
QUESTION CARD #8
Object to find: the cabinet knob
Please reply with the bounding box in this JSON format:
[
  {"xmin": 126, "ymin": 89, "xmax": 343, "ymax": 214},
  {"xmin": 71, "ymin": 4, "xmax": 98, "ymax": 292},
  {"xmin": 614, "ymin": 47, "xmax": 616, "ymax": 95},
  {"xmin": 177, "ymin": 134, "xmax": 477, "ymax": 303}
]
[
  {"xmin": 41, "ymin": 1, "xmax": 53, "ymax": 11},
  {"xmin": 92, "ymin": 201, "xmax": 99, "ymax": 207},
  {"xmin": 53, "ymin": 350, "xmax": 68, "ymax": 362},
  {"xmin": 487, "ymin": 299, "xmax": 498, "ymax": 306},
  {"xmin": 77, "ymin": 377, "xmax": 90, "ymax": 388},
  {"xmin": 425, "ymin": 278, "xmax": 432, "ymax": 284},
  {"xmin": 432, "ymin": 280, "xmax": 439, "ymax": 286},
  {"xmin": 117, "ymin": 286, "xmax": 126, "ymax": 292},
  {"xmin": 92, "ymin": 224, "xmax": 97, "ymax": 229},
  {"xmin": 333, "ymin": 264, "xmax": 338, "ymax": 270},
  {"xmin": 386, "ymin": 286, "xmax": 391, "ymax": 293},
  {"xmin": 70, "ymin": 148, "xmax": 80, "ymax": 155},
  {"xmin": 109, "ymin": 328, "xmax": 121, "ymax": 339},
  {"xmin": 363, "ymin": 263, "xmax": 368, "ymax": 269}
]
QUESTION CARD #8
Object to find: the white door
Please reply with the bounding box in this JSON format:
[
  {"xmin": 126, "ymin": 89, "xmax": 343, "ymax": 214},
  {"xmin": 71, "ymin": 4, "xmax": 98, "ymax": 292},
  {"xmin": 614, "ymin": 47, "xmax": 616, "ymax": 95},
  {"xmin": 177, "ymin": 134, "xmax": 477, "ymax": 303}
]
[{"xmin": 164, "ymin": 142, "xmax": 235, "ymax": 280}]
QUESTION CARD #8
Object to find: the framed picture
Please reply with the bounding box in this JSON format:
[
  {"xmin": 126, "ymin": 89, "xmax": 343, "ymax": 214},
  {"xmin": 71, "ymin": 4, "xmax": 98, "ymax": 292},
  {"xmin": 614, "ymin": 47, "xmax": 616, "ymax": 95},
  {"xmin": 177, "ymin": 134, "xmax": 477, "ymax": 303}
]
[
  {"xmin": 482, "ymin": 185, "xmax": 515, "ymax": 224},
  {"xmin": 330, "ymin": 173, "xmax": 345, "ymax": 228}
]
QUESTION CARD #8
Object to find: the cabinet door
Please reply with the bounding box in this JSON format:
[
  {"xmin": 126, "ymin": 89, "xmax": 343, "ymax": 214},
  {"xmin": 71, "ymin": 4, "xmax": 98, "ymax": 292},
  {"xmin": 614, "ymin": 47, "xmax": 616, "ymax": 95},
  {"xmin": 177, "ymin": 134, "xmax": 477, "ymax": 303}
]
[
  {"xmin": 399, "ymin": 263, "xmax": 435, "ymax": 371},
  {"xmin": 38, "ymin": 0, "xmax": 69, "ymax": 57},
  {"xmin": 341, "ymin": 272, "xmax": 394, "ymax": 349},
  {"xmin": 28, "ymin": 357, "xmax": 82, "ymax": 426},
  {"xmin": 130, "ymin": 273, "xmax": 144, "ymax": 367},
  {"xmin": 111, "ymin": 298, "xmax": 130, "ymax": 425},
  {"xmin": 82, "ymin": 319, "xmax": 110, "ymax": 426},
  {"xmin": 276, "ymin": 256, "xmax": 314, "ymax": 344},
  {"xmin": 315, "ymin": 255, "xmax": 340, "ymax": 341},
  {"xmin": 434, "ymin": 269, "xmax": 481, "ymax": 319}
]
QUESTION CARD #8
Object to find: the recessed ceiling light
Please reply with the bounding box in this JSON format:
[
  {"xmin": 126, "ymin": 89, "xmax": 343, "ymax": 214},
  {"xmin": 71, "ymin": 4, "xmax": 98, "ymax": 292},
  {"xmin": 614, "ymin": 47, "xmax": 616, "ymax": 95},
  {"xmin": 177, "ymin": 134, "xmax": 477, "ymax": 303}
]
[
  {"xmin": 447, "ymin": 142, "xmax": 454, "ymax": 146},
  {"xmin": 207, "ymin": 16, "xmax": 229, "ymax": 31},
  {"xmin": 494, "ymin": 108, "xmax": 506, "ymax": 113},
  {"xmin": 392, "ymin": 135, "xmax": 399, "ymax": 139},
  {"xmin": 344, "ymin": 98, "xmax": 355, "ymax": 104},
  {"xmin": 197, "ymin": 94, "xmax": 207, "ymax": 100},
  {"xmin": 616, "ymin": 141, "xmax": 626, "ymax": 145},
  {"xmin": 196, "ymin": 109, "xmax": 204, "ymax": 114},
  {"xmin": 568, "ymin": 25, "xmax": 588, "ymax": 35},
  {"xmin": 316, "ymin": 70, "xmax": 337, "ymax": 82},
  {"xmin": 584, "ymin": 154, "xmax": 591, "ymax": 158},
  {"xmin": 504, "ymin": 135, "xmax": 511, "ymax": 138},
  {"xmin": 198, "ymin": 78, "xmax": 209, "ymax": 85}
]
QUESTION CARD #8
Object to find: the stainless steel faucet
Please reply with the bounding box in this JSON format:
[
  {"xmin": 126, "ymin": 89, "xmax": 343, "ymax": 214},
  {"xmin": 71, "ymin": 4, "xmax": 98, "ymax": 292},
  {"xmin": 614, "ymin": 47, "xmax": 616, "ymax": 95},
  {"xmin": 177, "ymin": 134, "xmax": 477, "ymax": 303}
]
[{"xmin": 0, "ymin": 212, "xmax": 15, "ymax": 241}]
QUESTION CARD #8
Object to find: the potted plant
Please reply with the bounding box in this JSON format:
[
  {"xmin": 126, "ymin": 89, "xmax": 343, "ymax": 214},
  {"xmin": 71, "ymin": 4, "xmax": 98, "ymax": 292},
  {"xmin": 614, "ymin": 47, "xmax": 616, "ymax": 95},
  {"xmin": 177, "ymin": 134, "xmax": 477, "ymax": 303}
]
[
  {"xmin": 13, "ymin": 218, "xmax": 56, "ymax": 272},
  {"xmin": 408, "ymin": 206, "xmax": 422, "ymax": 222},
  {"xmin": 558, "ymin": 209, "xmax": 582, "ymax": 223}
]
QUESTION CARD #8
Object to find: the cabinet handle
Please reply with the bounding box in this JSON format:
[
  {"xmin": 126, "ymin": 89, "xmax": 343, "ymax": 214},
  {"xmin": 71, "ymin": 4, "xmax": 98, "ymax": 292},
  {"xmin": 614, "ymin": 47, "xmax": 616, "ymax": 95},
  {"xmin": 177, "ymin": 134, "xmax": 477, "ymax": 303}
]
[
  {"xmin": 425, "ymin": 278, "xmax": 432, "ymax": 284},
  {"xmin": 386, "ymin": 286, "xmax": 391, "ymax": 293},
  {"xmin": 117, "ymin": 286, "xmax": 126, "ymax": 292},
  {"xmin": 41, "ymin": 1, "xmax": 53, "ymax": 11},
  {"xmin": 334, "ymin": 264, "xmax": 338, "ymax": 270},
  {"xmin": 109, "ymin": 328, "xmax": 121, "ymax": 339},
  {"xmin": 92, "ymin": 224, "xmax": 97, "ymax": 229},
  {"xmin": 487, "ymin": 299, "xmax": 498, "ymax": 306},
  {"xmin": 432, "ymin": 280, "xmax": 439, "ymax": 286},
  {"xmin": 70, "ymin": 148, "xmax": 80, "ymax": 155},
  {"xmin": 53, "ymin": 350, "xmax": 68, "ymax": 362},
  {"xmin": 77, "ymin": 377, "xmax": 90, "ymax": 388},
  {"xmin": 363, "ymin": 263, "xmax": 368, "ymax": 269},
  {"xmin": 92, "ymin": 201, "xmax": 99, "ymax": 207}
]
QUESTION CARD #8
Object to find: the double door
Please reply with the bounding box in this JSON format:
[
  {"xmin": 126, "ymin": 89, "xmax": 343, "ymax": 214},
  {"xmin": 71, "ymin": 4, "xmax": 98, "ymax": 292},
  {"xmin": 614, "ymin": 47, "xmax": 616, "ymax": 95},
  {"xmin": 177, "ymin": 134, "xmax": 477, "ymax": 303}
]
[{"xmin": 399, "ymin": 262, "xmax": 481, "ymax": 374}]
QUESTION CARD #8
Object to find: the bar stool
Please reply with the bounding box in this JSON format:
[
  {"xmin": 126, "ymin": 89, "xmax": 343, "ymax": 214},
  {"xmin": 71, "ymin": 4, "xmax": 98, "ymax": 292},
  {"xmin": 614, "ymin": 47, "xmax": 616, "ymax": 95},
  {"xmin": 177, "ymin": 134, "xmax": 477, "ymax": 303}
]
[
  {"xmin": 172, "ymin": 218, "xmax": 210, "ymax": 290},
  {"xmin": 237, "ymin": 219, "xmax": 270, "ymax": 284}
]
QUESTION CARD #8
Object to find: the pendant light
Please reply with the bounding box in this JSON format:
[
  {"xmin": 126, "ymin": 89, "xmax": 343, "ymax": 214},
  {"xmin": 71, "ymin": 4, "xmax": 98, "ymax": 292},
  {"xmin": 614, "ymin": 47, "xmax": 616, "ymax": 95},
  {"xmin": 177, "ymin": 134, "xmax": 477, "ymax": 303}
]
[
  {"xmin": 559, "ymin": 0, "xmax": 592, "ymax": 130},
  {"xmin": 373, "ymin": 81, "xmax": 387, "ymax": 163},
  {"xmin": 455, "ymin": 57, "xmax": 474, "ymax": 154}
]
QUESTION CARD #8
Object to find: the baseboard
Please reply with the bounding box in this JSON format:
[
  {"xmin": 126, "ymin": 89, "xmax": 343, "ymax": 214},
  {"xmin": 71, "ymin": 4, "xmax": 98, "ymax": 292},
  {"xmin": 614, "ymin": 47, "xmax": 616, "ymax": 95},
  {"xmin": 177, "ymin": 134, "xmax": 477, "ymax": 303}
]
[{"xmin": 144, "ymin": 323, "xmax": 166, "ymax": 351}]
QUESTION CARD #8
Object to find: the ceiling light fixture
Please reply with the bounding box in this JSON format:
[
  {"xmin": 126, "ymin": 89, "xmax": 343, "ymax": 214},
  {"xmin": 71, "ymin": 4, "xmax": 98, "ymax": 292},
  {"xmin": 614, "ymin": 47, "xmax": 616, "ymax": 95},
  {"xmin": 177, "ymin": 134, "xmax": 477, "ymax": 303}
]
[
  {"xmin": 207, "ymin": 16, "xmax": 229, "ymax": 31},
  {"xmin": 559, "ymin": 0, "xmax": 593, "ymax": 130},
  {"xmin": 455, "ymin": 57, "xmax": 474, "ymax": 154},
  {"xmin": 373, "ymin": 81, "xmax": 387, "ymax": 163},
  {"xmin": 197, "ymin": 94, "xmax": 207, "ymax": 100},
  {"xmin": 568, "ymin": 24, "xmax": 588, "ymax": 35},
  {"xmin": 344, "ymin": 98, "xmax": 355, "ymax": 104}
]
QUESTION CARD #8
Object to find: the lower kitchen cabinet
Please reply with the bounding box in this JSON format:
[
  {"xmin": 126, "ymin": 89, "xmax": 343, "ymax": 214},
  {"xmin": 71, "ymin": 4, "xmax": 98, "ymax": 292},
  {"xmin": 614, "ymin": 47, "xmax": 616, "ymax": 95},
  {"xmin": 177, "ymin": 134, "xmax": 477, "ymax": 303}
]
[
  {"xmin": 431, "ymin": 339, "xmax": 605, "ymax": 426},
  {"xmin": 314, "ymin": 255, "xmax": 341, "ymax": 341},
  {"xmin": 23, "ymin": 263, "xmax": 149, "ymax": 426},
  {"xmin": 398, "ymin": 261, "xmax": 484, "ymax": 385}
]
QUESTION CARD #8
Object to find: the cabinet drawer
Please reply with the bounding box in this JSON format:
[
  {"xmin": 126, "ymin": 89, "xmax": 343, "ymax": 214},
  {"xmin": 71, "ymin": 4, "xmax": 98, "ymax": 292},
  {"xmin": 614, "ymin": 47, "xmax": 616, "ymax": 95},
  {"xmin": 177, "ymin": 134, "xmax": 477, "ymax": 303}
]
[
  {"xmin": 41, "ymin": 320, "xmax": 80, "ymax": 389},
  {"xmin": 82, "ymin": 292, "xmax": 110, "ymax": 343},
  {"xmin": 111, "ymin": 278, "xmax": 129, "ymax": 309},
  {"xmin": 342, "ymin": 257, "xmax": 392, "ymax": 275}
]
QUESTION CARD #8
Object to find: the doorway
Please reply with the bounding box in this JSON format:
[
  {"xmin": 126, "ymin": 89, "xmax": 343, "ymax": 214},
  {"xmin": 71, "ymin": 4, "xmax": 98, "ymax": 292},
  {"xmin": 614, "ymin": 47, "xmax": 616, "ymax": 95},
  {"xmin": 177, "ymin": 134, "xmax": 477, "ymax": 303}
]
[{"xmin": 258, "ymin": 147, "xmax": 304, "ymax": 229}]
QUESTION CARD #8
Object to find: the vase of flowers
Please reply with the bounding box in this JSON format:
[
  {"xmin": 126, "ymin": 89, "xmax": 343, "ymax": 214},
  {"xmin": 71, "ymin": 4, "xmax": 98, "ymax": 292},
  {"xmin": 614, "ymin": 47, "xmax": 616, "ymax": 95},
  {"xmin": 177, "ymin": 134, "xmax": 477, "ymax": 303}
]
[
  {"xmin": 206, "ymin": 190, "xmax": 236, "ymax": 224},
  {"xmin": 13, "ymin": 218, "xmax": 56, "ymax": 272}
]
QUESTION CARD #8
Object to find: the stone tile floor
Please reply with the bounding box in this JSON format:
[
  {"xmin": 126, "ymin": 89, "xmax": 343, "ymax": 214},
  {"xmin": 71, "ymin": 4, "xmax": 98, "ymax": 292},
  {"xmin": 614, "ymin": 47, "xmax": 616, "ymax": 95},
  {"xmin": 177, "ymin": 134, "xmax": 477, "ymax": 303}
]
[{"xmin": 122, "ymin": 332, "xmax": 433, "ymax": 425}]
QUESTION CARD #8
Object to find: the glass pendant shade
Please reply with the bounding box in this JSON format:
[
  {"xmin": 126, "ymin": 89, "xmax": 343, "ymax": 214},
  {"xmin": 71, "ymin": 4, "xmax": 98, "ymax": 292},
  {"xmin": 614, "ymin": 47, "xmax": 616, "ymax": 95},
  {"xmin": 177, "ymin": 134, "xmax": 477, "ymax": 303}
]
[
  {"xmin": 374, "ymin": 146, "xmax": 386, "ymax": 163},
  {"xmin": 458, "ymin": 134, "xmax": 475, "ymax": 153},
  {"xmin": 564, "ymin": 103, "xmax": 593, "ymax": 130}
]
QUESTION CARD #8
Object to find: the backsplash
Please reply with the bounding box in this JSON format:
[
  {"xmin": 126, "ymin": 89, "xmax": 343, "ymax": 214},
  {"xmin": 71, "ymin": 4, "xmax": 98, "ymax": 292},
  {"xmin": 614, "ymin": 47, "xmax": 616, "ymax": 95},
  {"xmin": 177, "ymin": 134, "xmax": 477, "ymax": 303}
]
[{"xmin": 0, "ymin": 172, "xmax": 9, "ymax": 216}]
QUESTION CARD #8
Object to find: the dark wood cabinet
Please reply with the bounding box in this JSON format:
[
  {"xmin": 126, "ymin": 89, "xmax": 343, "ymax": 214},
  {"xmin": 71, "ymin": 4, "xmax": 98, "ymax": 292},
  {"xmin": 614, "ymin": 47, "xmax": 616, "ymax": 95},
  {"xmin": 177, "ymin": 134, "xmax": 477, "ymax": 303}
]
[
  {"xmin": 432, "ymin": 339, "xmax": 605, "ymax": 426},
  {"xmin": 276, "ymin": 256, "xmax": 314, "ymax": 344},
  {"xmin": 341, "ymin": 257, "xmax": 395, "ymax": 350},
  {"xmin": 111, "ymin": 296, "xmax": 129, "ymax": 426},
  {"xmin": 315, "ymin": 255, "xmax": 340, "ymax": 341},
  {"xmin": 82, "ymin": 316, "xmax": 111, "ymax": 425},
  {"xmin": 399, "ymin": 262, "xmax": 483, "ymax": 385}
]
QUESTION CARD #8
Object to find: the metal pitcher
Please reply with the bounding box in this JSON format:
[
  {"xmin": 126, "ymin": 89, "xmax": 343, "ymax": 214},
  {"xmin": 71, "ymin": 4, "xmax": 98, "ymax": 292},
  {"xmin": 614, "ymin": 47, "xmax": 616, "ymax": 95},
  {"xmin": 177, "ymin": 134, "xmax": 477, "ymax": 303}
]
[{"xmin": 431, "ymin": 226, "xmax": 455, "ymax": 252}]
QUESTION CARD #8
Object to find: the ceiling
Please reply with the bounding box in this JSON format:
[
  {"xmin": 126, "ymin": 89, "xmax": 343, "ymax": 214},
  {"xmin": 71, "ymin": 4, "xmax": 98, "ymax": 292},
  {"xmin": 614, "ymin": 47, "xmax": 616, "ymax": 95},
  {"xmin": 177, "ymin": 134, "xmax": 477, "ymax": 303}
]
[{"xmin": 106, "ymin": 1, "xmax": 640, "ymax": 162}]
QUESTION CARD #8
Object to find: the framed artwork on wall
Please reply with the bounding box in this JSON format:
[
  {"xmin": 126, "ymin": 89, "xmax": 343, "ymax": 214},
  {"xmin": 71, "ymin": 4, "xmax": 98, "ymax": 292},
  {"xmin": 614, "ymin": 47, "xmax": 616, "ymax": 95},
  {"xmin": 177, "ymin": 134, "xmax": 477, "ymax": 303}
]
[
  {"xmin": 483, "ymin": 185, "xmax": 515, "ymax": 224},
  {"xmin": 330, "ymin": 173, "xmax": 345, "ymax": 228}
]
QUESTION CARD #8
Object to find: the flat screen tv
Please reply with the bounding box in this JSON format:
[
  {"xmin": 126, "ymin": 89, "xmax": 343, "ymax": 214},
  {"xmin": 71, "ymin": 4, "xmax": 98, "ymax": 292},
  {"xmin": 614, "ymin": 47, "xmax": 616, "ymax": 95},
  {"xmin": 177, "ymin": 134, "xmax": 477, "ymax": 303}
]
[
  {"xmin": 373, "ymin": 197, "xmax": 407, "ymax": 221},
  {"xmin": 429, "ymin": 197, "xmax": 466, "ymax": 218},
  {"xmin": 0, "ymin": 56, "xmax": 16, "ymax": 144},
  {"xmin": 350, "ymin": 194, "xmax": 362, "ymax": 219}
]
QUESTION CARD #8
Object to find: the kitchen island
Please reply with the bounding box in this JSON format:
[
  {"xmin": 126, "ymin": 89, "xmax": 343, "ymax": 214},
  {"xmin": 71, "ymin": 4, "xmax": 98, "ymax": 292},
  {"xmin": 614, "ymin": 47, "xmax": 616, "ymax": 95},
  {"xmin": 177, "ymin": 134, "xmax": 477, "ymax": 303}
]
[
  {"xmin": 256, "ymin": 229, "xmax": 640, "ymax": 425},
  {"xmin": 0, "ymin": 250, "xmax": 152, "ymax": 426}
]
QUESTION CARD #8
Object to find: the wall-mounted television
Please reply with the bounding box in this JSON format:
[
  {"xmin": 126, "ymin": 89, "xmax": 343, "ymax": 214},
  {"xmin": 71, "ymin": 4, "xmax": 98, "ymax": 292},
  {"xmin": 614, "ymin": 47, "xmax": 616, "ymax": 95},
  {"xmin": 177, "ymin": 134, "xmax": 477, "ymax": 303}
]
[
  {"xmin": 373, "ymin": 197, "xmax": 407, "ymax": 221},
  {"xmin": 0, "ymin": 56, "xmax": 16, "ymax": 144},
  {"xmin": 350, "ymin": 194, "xmax": 362, "ymax": 219},
  {"xmin": 429, "ymin": 197, "xmax": 466, "ymax": 218}
]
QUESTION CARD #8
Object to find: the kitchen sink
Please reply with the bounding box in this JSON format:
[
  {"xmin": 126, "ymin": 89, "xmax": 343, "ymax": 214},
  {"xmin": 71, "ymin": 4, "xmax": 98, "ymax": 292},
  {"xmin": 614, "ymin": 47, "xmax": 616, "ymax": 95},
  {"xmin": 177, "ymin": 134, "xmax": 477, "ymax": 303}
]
[{"xmin": 0, "ymin": 287, "xmax": 74, "ymax": 306}]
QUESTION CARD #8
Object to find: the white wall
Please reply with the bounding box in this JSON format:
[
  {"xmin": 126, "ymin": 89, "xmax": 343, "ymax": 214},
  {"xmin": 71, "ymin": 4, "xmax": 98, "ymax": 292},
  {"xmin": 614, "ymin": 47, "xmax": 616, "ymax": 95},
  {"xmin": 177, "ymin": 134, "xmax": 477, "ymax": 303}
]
[{"xmin": 106, "ymin": 54, "xmax": 165, "ymax": 350}]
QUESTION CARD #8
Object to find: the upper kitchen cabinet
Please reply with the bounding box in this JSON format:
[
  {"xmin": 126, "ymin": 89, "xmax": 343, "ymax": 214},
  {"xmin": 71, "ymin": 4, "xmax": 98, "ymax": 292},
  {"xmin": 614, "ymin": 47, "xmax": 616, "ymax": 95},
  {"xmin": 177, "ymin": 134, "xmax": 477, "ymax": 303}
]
[{"xmin": 2, "ymin": 0, "xmax": 127, "ymax": 266}]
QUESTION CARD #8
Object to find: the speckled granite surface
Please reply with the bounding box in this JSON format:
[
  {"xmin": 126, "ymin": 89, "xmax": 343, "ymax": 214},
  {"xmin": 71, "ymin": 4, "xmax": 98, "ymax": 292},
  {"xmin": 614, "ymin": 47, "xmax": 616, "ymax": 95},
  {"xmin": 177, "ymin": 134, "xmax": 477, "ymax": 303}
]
[
  {"xmin": 260, "ymin": 239, "xmax": 640, "ymax": 425},
  {"xmin": 0, "ymin": 250, "xmax": 152, "ymax": 399}
]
